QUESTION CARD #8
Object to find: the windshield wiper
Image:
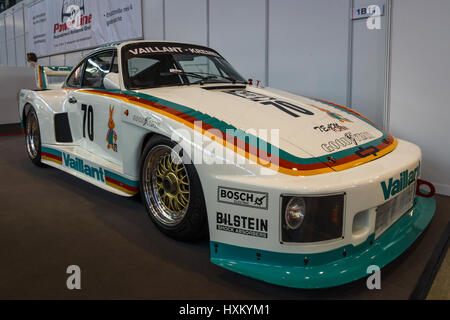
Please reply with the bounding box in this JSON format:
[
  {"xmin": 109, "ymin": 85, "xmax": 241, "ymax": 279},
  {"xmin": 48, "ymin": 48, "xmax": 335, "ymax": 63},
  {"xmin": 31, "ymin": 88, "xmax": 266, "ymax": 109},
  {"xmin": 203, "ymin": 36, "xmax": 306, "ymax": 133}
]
[{"xmin": 161, "ymin": 70, "xmax": 247, "ymax": 85}]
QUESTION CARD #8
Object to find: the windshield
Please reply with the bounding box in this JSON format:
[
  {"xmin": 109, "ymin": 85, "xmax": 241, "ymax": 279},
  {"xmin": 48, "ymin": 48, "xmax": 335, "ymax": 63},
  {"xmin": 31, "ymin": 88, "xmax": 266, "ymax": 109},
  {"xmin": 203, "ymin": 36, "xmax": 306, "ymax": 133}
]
[{"xmin": 122, "ymin": 42, "xmax": 246, "ymax": 89}]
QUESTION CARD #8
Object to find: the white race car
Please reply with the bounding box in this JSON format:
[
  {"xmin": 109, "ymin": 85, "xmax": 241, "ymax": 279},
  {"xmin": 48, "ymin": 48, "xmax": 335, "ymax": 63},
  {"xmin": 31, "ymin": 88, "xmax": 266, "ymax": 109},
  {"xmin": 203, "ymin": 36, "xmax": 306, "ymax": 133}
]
[{"xmin": 19, "ymin": 41, "xmax": 436, "ymax": 289}]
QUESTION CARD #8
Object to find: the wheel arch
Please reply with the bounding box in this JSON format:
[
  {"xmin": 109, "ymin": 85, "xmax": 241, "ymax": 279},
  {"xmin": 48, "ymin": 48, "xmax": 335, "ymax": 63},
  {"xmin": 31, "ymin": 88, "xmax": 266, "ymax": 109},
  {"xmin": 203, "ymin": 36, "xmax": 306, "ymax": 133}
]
[
  {"xmin": 22, "ymin": 103, "xmax": 34, "ymax": 125},
  {"xmin": 138, "ymin": 132, "xmax": 210, "ymax": 240}
]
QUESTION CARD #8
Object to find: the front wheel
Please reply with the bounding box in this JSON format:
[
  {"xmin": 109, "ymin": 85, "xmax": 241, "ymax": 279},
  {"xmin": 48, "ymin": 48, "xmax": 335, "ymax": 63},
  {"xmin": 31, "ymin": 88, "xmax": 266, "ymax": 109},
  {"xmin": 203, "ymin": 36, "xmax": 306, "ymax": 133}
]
[
  {"xmin": 25, "ymin": 107, "xmax": 44, "ymax": 167},
  {"xmin": 139, "ymin": 135, "xmax": 208, "ymax": 241}
]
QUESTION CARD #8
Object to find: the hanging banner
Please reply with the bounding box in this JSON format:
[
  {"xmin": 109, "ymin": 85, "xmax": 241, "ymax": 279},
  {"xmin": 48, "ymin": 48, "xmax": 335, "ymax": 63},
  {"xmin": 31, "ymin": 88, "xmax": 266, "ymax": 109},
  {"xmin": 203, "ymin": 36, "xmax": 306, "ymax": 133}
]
[{"xmin": 27, "ymin": 0, "xmax": 142, "ymax": 57}]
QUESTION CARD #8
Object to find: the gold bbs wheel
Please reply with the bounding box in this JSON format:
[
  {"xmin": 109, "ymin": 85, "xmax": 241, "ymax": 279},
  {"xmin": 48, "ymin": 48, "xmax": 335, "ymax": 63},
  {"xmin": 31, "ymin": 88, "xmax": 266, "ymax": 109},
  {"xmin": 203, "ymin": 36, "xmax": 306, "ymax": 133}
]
[{"xmin": 142, "ymin": 145, "xmax": 190, "ymax": 227}]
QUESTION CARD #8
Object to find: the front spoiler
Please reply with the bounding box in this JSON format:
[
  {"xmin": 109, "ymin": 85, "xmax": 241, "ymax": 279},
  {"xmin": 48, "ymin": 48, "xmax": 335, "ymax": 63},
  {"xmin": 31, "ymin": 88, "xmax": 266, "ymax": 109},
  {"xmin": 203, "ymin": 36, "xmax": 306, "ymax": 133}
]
[{"xmin": 210, "ymin": 195, "xmax": 436, "ymax": 289}]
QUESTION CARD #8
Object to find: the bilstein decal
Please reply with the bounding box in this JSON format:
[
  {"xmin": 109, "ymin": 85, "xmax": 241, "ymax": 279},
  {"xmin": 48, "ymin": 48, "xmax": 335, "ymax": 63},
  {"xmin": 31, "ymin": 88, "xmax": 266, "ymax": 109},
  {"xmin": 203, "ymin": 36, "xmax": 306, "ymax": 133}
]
[
  {"xmin": 218, "ymin": 187, "xmax": 268, "ymax": 210},
  {"xmin": 216, "ymin": 212, "xmax": 268, "ymax": 238},
  {"xmin": 381, "ymin": 164, "xmax": 420, "ymax": 200}
]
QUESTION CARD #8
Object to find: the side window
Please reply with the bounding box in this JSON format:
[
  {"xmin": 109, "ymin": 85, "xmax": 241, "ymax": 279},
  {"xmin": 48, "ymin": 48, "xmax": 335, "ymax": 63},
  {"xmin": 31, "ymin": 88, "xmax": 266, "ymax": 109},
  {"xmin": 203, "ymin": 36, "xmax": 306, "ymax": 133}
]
[
  {"xmin": 82, "ymin": 51, "xmax": 115, "ymax": 89},
  {"xmin": 66, "ymin": 62, "xmax": 84, "ymax": 87}
]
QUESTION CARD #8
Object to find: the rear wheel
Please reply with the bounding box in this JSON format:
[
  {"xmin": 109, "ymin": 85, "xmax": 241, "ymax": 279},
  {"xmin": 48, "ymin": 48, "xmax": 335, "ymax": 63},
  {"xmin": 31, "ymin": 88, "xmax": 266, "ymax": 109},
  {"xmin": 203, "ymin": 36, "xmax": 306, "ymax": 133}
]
[
  {"xmin": 25, "ymin": 107, "xmax": 44, "ymax": 167},
  {"xmin": 140, "ymin": 135, "xmax": 208, "ymax": 241}
]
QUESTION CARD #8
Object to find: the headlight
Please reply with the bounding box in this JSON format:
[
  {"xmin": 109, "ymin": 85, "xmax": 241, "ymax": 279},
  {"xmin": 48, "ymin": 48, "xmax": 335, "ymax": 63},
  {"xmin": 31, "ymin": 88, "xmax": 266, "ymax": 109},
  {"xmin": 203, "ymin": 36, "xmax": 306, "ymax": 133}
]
[
  {"xmin": 281, "ymin": 194, "xmax": 345, "ymax": 243},
  {"xmin": 285, "ymin": 197, "xmax": 306, "ymax": 230}
]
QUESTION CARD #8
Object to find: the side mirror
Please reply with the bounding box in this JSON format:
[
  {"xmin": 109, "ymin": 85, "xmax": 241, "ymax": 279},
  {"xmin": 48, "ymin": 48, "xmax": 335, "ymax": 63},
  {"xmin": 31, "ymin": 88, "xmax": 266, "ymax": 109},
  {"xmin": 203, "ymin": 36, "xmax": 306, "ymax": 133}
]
[{"xmin": 103, "ymin": 73, "xmax": 120, "ymax": 90}]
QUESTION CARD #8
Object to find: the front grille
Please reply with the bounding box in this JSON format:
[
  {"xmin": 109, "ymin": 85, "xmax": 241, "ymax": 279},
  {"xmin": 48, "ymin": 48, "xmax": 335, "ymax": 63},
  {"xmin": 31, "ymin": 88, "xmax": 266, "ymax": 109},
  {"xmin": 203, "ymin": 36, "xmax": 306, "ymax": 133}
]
[{"xmin": 375, "ymin": 183, "xmax": 416, "ymax": 238}]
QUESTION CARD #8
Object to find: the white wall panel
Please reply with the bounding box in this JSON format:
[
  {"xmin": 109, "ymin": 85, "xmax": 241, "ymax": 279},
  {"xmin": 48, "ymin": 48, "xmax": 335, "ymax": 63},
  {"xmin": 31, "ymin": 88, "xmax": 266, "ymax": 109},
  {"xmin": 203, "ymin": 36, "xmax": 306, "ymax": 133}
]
[
  {"xmin": 165, "ymin": 0, "xmax": 207, "ymax": 46},
  {"xmin": 5, "ymin": 13, "xmax": 14, "ymax": 40},
  {"xmin": 268, "ymin": 0, "xmax": 350, "ymax": 105},
  {"xmin": 49, "ymin": 54, "xmax": 65, "ymax": 67},
  {"xmin": 0, "ymin": 42, "xmax": 7, "ymax": 66},
  {"xmin": 143, "ymin": 0, "xmax": 164, "ymax": 40},
  {"xmin": 351, "ymin": 0, "xmax": 387, "ymax": 127},
  {"xmin": 389, "ymin": 0, "xmax": 450, "ymax": 195},
  {"xmin": 13, "ymin": 6, "xmax": 24, "ymax": 36},
  {"xmin": 65, "ymin": 51, "xmax": 83, "ymax": 67},
  {"xmin": 0, "ymin": 17, "xmax": 6, "ymax": 43},
  {"xmin": 15, "ymin": 35, "xmax": 26, "ymax": 67},
  {"xmin": 6, "ymin": 38, "xmax": 15, "ymax": 66},
  {"xmin": 0, "ymin": 66, "xmax": 37, "ymax": 124},
  {"xmin": 209, "ymin": 0, "xmax": 266, "ymax": 83},
  {"xmin": 37, "ymin": 56, "xmax": 49, "ymax": 66}
]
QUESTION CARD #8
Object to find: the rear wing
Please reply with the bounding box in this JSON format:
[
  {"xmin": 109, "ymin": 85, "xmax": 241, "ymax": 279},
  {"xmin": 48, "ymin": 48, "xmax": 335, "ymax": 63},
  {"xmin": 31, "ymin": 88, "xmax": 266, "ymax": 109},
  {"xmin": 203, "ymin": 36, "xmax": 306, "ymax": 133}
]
[{"xmin": 36, "ymin": 66, "xmax": 73, "ymax": 90}]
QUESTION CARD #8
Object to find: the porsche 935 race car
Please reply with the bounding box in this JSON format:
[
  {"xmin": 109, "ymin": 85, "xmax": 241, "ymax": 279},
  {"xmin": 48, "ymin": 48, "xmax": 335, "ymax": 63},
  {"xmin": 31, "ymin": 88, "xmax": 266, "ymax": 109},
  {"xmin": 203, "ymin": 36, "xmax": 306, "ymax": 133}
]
[{"xmin": 18, "ymin": 41, "xmax": 436, "ymax": 289}]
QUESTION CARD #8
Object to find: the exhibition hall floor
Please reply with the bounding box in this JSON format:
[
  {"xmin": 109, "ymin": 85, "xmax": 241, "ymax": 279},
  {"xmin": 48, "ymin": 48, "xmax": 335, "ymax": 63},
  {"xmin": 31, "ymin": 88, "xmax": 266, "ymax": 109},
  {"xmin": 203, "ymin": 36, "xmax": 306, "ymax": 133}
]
[{"xmin": 0, "ymin": 135, "xmax": 448, "ymax": 299}]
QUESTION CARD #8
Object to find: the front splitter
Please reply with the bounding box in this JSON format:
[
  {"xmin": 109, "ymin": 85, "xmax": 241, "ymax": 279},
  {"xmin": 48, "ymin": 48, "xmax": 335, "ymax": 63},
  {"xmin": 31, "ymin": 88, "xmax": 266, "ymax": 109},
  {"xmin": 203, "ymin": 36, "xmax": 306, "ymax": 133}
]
[{"xmin": 210, "ymin": 196, "xmax": 436, "ymax": 289}]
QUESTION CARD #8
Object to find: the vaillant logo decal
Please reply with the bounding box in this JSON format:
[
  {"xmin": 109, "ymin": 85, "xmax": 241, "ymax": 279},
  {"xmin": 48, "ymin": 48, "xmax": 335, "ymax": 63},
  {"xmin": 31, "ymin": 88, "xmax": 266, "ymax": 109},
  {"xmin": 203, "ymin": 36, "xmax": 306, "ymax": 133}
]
[
  {"xmin": 380, "ymin": 164, "xmax": 420, "ymax": 200},
  {"xmin": 216, "ymin": 212, "xmax": 268, "ymax": 238},
  {"xmin": 63, "ymin": 153, "xmax": 105, "ymax": 183},
  {"xmin": 218, "ymin": 187, "xmax": 268, "ymax": 210}
]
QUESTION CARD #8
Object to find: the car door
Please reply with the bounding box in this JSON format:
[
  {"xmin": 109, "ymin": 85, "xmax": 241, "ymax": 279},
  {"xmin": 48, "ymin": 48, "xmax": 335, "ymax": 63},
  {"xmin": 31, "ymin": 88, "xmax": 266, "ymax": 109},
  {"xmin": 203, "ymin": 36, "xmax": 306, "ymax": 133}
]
[{"xmin": 68, "ymin": 50, "xmax": 123, "ymax": 166}]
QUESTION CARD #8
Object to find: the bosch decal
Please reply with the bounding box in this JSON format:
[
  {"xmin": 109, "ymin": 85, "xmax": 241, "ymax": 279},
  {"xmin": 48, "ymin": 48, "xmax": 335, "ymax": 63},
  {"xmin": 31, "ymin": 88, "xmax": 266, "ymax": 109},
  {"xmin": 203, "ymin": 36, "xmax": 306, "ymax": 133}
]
[
  {"xmin": 218, "ymin": 187, "xmax": 268, "ymax": 210},
  {"xmin": 216, "ymin": 212, "xmax": 268, "ymax": 238}
]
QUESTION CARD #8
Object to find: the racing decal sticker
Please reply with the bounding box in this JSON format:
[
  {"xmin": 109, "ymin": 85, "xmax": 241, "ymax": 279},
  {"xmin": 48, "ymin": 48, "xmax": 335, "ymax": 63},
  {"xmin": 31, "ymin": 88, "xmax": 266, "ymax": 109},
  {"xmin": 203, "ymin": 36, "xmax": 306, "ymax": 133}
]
[
  {"xmin": 104, "ymin": 170, "xmax": 139, "ymax": 196},
  {"xmin": 106, "ymin": 106, "xmax": 118, "ymax": 152},
  {"xmin": 381, "ymin": 164, "xmax": 420, "ymax": 200},
  {"xmin": 227, "ymin": 90, "xmax": 314, "ymax": 118},
  {"xmin": 37, "ymin": 65, "xmax": 47, "ymax": 90},
  {"xmin": 216, "ymin": 212, "xmax": 268, "ymax": 239},
  {"xmin": 41, "ymin": 146, "xmax": 138, "ymax": 195},
  {"xmin": 63, "ymin": 152, "xmax": 105, "ymax": 182},
  {"xmin": 41, "ymin": 146, "xmax": 62, "ymax": 165},
  {"xmin": 314, "ymin": 123, "xmax": 349, "ymax": 133},
  {"xmin": 70, "ymin": 88, "xmax": 398, "ymax": 176},
  {"xmin": 321, "ymin": 132, "xmax": 375, "ymax": 153},
  {"xmin": 309, "ymin": 104, "xmax": 352, "ymax": 123},
  {"xmin": 218, "ymin": 187, "xmax": 268, "ymax": 210},
  {"xmin": 126, "ymin": 43, "xmax": 222, "ymax": 58}
]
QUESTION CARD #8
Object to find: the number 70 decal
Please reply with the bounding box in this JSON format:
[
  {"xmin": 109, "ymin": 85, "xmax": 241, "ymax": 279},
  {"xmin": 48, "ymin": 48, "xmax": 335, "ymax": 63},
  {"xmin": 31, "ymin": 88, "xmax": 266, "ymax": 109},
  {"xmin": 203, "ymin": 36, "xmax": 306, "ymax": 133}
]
[{"xmin": 81, "ymin": 104, "xmax": 94, "ymax": 141}]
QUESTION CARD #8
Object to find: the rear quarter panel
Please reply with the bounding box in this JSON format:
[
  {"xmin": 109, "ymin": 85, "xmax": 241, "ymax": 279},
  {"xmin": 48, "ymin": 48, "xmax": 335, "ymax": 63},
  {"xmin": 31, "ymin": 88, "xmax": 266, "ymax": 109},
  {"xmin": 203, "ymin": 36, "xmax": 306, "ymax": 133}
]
[{"xmin": 19, "ymin": 89, "xmax": 69, "ymax": 145}]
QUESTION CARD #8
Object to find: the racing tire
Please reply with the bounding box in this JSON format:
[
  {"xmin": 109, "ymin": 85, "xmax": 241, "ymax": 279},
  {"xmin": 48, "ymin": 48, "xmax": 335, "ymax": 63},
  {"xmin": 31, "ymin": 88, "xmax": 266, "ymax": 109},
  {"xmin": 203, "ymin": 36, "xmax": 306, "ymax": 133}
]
[
  {"xmin": 139, "ymin": 135, "xmax": 208, "ymax": 241},
  {"xmin": 25, "ymin": 107, "xmax": 45, "ymax": 167}
]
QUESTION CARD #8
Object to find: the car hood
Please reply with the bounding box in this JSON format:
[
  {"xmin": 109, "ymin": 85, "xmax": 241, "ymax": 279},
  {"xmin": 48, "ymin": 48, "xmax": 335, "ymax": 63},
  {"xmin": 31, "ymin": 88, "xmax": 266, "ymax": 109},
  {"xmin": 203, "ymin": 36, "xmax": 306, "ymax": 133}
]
[{"xmin": 136, "ymin": 84, "xmax": 394, "ymax": 173}]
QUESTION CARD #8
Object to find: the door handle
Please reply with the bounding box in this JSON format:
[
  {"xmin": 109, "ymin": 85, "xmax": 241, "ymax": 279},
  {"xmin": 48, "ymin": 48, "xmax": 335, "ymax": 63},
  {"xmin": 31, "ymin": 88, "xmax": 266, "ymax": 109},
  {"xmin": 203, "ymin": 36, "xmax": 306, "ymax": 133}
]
[{"xmin": 68, "ymin": 97, "xmax": 77, "ymax": 104}]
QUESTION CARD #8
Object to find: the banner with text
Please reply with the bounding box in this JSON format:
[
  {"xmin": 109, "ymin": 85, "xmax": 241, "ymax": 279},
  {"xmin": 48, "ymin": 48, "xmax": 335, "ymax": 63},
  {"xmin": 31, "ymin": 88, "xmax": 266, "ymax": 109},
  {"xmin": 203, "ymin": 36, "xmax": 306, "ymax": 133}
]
[{"xmin": 27, "ymin": 0, "xmax": 142, "ymax": 57}]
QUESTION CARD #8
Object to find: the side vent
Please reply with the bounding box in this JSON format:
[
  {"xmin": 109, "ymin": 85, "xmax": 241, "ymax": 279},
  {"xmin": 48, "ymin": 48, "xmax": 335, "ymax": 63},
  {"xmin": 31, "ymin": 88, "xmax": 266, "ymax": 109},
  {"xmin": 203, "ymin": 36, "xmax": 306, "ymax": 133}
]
[{"xmin": 54, "ymin": 113, "xmax": 73, "ymax": 143}]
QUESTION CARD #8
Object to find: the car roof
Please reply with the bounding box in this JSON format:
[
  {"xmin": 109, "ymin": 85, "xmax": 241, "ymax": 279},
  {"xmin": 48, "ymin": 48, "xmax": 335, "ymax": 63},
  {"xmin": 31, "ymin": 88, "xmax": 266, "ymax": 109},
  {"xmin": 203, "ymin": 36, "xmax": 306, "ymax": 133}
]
[{"xmin": 89, "ymin": 40, "xmax": 215, "ymax": 54}]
